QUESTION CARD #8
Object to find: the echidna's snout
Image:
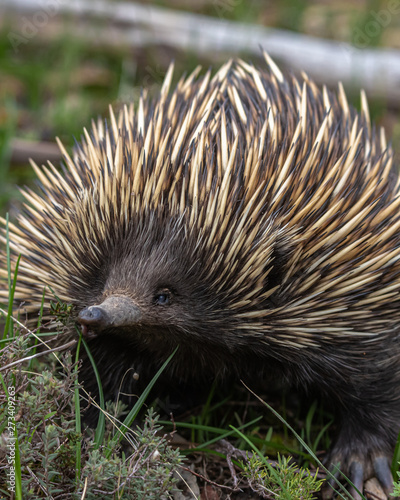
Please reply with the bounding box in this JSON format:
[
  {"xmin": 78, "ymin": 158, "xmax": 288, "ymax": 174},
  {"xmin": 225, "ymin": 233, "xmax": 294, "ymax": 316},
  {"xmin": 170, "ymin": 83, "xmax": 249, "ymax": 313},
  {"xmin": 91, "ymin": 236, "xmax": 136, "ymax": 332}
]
[{"xmin": 78, "ymin": 295, "xmax": 141, "ymax": 338}]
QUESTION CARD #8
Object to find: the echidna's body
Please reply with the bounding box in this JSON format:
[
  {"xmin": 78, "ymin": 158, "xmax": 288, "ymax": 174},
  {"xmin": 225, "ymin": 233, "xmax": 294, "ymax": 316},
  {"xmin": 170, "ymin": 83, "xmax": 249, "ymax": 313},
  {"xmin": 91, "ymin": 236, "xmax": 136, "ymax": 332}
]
[{"xmin": 2, "ymin": 55, "xmax": 400, "ymax": 497}]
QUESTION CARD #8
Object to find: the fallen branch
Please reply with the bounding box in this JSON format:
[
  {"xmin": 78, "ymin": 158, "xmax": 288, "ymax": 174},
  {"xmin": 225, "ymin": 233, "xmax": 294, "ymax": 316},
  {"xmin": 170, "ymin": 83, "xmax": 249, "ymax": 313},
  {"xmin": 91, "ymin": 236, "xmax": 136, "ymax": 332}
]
[
  {"xmin": 10, "ymin": 138, "xmax": 62, "ymax": 165},
  {"xmin": 3, "ymin": 0, "xmax": 400, "ymax": 104}
]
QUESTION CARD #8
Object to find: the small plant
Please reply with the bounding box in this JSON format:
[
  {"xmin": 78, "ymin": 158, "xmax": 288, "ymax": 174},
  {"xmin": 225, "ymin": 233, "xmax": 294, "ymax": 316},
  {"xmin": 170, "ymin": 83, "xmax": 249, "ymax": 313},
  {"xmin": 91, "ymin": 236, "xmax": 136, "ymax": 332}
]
[
  {"xmin": 392, "ymin": 468, "xmax": 400, "ymax": 496},
  {"xmin": 50, "ymin": 299, "xmax": 74, "ymax": 326},
  {"xmin": 240, "ymin": 453, "xmax": 324, "ymax": 500},
  {"xmin": 80, "ymin": 409, "xmax": 183, "ymax": 500},
  {"xmin": 0, "ymin": 324, "xmax": 184, "ymax": 499}
]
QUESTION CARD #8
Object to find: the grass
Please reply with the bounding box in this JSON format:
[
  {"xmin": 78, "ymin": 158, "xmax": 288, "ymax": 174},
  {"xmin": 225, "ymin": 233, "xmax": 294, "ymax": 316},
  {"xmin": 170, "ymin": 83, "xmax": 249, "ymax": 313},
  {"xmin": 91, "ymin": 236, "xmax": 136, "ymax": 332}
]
[{"xmin": 0, "ymin": 278, "xmax": 185, "ymax": 498}]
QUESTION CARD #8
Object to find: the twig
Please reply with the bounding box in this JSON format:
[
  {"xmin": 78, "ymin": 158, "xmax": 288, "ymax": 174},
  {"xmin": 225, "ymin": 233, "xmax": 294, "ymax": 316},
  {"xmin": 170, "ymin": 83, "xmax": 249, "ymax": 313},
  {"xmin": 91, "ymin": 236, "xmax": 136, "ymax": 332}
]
[
  {"xmin": 0, "ymin": 339, "xmax": 77, "ymax": 372},
  {"xmin": 178, "ymin": 464, "xmax": 236, "ymax": 492}
]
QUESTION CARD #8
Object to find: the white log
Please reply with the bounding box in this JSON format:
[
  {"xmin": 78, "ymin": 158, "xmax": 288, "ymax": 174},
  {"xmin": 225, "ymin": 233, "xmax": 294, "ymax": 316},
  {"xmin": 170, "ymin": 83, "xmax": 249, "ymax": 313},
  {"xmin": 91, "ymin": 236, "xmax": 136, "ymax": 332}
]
[{"xmin": 3, "ymin": 0, "xmax": 400, "ymax": 103}]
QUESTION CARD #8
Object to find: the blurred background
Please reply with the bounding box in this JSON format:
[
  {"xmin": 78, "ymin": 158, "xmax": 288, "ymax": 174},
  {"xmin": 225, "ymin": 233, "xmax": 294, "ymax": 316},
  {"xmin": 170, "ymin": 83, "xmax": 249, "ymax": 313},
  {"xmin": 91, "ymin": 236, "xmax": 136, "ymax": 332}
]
[{"xmin": 0, "ymin": 0, "xmax": 399, "ymax": 213}]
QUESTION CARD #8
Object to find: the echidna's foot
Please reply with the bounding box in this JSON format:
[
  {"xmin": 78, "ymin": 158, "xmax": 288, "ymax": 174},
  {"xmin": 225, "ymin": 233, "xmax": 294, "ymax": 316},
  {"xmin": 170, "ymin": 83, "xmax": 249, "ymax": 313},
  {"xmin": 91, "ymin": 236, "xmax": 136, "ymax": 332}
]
[
  {"xmin": 373, "ymin": 456, "xmax": 396, "ymax": 497},
  {"xmin": 322, "ymin": 452, "xmax": 395, "ymax": 499}
]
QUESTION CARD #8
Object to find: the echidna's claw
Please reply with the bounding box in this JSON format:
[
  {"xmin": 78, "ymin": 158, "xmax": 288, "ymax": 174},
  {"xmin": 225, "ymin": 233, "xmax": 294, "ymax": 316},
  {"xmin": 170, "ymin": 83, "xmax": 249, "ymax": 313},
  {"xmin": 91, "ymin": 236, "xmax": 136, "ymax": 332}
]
[
  {"xmin": 322, "ymin": 454, "xmax": 396, "ymax": 500},
  {"xmin": 373, "ymin": 456, "xmax": 394, "ymax": 496},
  {"xmin": 348, "ymin": 460, "xmax": 364, "ymax": 500}
]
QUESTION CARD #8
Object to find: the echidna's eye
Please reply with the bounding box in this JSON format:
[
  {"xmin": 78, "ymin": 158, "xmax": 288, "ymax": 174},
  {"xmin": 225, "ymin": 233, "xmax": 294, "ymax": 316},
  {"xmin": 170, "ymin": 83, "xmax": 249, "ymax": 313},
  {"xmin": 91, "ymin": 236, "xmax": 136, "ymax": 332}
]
[{"xmin": 154, "ymin": 290, "xmax": 171, "ymax": 306}]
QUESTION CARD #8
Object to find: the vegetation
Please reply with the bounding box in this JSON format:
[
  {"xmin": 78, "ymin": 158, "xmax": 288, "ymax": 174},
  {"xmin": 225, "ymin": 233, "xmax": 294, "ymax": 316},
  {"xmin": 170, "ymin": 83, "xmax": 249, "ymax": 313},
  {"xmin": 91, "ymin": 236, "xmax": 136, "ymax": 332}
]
[
  {"xmin": 0, "ymin": 339, "xmax": 184, "ymax": 499},
  {"xmin": 240, "ymin": 454, "xmax": 324, "ymax": 499}
]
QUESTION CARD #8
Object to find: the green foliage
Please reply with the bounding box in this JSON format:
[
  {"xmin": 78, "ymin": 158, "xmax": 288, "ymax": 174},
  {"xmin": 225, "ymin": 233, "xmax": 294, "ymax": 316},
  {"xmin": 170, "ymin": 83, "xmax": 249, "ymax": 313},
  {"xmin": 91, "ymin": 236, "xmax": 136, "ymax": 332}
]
[
  {"xmin": 0, "ymin": 330, "xmax": 184, "ymax": 499},
  {"xmin": 240, "ymin": 453, "xmax": 324, "ymax": 500},
  {"xmin": 80, "ymin": 409, "xmax": 183, "ymax": 500},
  {"xmin": 50, "ymin": 299, "xmax": 74, "ymax": 326},
  {"xmin": 392, "ymin": 465, "xmax": 400, "ymax": 496},
  {"xmin": 392, "ymin": 430, "xmax": 400, "ymax": 477}
]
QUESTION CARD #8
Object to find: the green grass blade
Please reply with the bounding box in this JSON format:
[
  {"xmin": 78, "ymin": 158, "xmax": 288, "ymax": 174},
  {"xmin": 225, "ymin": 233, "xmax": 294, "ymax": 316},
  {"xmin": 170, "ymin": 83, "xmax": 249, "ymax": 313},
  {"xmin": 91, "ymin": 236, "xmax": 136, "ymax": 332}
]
[
  {"xmin": 28, "ymin": 287, "xmax": 46, "ymax": 370},
  {"xmin": 106, "ymin": 346, "xmax": 178, "ymax": 457},
  {"xmin": 81, "ymin": 334, "xmax": 105, "ymax": 448},
  {"xmin": 231, "ymin": 425, "xmax": 291, "ymax": 497},
  {"xmin": 392, "ymin": 428, "xmax": 400, "ymax": 477},
  {"xmin": 2, "ymin": 213, "xmax": 21, "ymax": 338},
  {"xmin": 5, "ymin": 213, "xmax": 11, "ymax": 291},
  {"xmin": 74, "ymin": 334, "xmax": 82, "ymax": 484},
  {"xmin": 305, "ymin": 400, "xmax": 317, "ymax": 446},
  {"xmin": 0, "ymin": 376, "xmax": 22, "ymax": 499},
  {"xmin": 13, "ymin": 422, "xmax": 22, "ymax": 500},
  {"xmin": 3, "ymin": 254, "xmax": 21, "ymax": 340}
]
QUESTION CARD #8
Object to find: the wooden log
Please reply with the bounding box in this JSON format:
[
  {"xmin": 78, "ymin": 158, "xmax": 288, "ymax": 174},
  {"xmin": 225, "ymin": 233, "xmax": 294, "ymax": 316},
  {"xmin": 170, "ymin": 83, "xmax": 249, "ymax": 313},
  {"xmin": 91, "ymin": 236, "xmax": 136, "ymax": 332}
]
[{"xmin": 3, "ymin": 0, "xmax": 400, "ymax": 103}]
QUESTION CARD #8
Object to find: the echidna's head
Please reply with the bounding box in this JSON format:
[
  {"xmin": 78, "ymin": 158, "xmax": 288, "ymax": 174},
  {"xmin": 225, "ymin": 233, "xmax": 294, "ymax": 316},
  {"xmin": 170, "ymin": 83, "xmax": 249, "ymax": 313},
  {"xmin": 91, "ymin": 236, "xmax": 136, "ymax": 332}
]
[{"xmin": 75, "ymin": 211, "xmax": 235, "ymax": 354}]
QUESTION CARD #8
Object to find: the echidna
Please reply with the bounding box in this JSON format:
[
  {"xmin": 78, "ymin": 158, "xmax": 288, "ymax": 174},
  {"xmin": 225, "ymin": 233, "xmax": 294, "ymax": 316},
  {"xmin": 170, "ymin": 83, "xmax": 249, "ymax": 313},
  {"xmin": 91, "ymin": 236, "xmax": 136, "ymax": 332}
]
[{"xmin": 1, "ymin": 54, "xmax": 399, "ymax": 498}]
